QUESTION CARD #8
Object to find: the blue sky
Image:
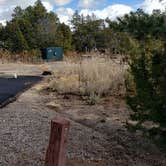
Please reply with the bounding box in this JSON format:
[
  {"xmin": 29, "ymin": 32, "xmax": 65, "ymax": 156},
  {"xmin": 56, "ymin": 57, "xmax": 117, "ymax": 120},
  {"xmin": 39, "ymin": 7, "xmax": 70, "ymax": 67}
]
[
  {"xmin": 1, "ymin": 0, "xmax": 166, "ymax": 25},
  {"xmin": 54, "ymin": 0, "xmax": 143, "ymax": 10}
]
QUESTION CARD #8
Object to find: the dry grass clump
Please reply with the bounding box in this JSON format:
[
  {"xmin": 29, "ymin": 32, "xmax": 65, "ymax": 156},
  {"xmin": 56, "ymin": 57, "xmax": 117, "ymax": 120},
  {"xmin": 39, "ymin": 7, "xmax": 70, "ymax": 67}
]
[
  {"xmin": 0, "ymin": 49, "xmax": 42, "ymax": 63},
  {"xmin": 64, "ymin": 51, "xmax": 81, "ymax": 62},
  {"xmin": 0, "ymin": 49, "xmax": 12, "ymax": 62},
  {"xmin": 48, "ymin": 62, "xmax": 80, "ymax": 94},
  {"xmin": 48, "ymin": 57, "xmax": 126, "ymax": 97}
]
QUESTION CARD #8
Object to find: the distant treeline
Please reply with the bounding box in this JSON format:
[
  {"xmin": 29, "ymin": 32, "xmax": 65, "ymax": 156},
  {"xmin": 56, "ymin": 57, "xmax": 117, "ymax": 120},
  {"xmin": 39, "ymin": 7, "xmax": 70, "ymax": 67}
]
[
  {"xmin": 0, "ymin": 0, "xmax": 72, "ymax": 52},
  {"xmin": 1, "ymin": 0, "xmax": 166, "ymax": 54}
]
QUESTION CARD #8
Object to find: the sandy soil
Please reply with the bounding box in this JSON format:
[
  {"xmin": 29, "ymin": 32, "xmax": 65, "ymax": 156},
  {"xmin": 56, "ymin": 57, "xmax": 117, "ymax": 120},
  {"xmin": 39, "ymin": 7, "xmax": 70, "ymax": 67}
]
[{"xmin": 0, "ymin": 62, "xmax": 166, "ymax": 166}]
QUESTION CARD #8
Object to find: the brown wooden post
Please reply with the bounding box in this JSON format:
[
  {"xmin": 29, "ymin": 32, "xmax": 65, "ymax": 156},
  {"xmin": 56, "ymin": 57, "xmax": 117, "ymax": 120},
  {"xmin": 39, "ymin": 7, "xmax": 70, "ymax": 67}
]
[{"xmin": 45, "ymin": 117, "xmax": 70, "ymax": 166}]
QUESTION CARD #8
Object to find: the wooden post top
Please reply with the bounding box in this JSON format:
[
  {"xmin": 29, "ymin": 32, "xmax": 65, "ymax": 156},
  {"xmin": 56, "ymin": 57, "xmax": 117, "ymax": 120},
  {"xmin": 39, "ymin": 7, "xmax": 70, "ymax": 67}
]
[{"xmin": 52, "ymin": 117, "xmax": 70, "ymax": 126}]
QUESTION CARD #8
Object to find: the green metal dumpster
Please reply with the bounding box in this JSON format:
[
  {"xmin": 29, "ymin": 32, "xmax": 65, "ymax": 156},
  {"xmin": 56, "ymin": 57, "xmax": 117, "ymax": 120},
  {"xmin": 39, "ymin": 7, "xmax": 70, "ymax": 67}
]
[{"xmin": 41, "ymin": 47, "xmax": 63, "ymax": 61}]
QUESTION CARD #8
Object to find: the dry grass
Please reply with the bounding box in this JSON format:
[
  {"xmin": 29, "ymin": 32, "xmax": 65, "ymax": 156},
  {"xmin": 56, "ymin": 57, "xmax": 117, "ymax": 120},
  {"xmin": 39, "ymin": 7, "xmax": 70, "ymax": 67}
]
[
  {"xmin": 48, "ymin": 57, "xmax": 126, "ymax": 97},
  {"xmin": 0, "ymin": 49, "xmax": 42, "ymax": 63}
]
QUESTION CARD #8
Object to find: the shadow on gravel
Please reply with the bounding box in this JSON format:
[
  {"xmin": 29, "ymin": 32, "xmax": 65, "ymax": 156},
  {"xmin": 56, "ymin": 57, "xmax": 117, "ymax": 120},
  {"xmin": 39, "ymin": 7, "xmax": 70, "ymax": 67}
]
[{"xmin": 0, "ymin": 76, "xmax": 42, "ymax": 108}]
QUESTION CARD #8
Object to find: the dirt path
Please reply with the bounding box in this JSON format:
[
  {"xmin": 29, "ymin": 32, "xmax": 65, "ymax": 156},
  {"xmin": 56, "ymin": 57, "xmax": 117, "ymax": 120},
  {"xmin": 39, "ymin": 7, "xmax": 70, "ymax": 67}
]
[{"xmin": 0, "ymin": 63, "xmax": 166, "ymax": 166}]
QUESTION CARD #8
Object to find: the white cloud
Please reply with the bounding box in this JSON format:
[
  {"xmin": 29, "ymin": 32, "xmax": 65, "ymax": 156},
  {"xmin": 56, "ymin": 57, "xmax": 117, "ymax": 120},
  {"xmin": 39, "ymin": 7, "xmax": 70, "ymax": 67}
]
[
  {"xmin": 80, "ymin": 4, "xmax": 133, "ymax": 20},
  {"xmin": 54, "ymin": 4, "xmax": 133, "ymax": 26},
  {"xmin": 54, "ymin": 0, "xmax": 73, "ymax": 6},
  {"xmin": 0, "ymin": 0, "xmax": 35, "ymax": 24},
  {"xmin": 0, "ymin": 0, "xmax": 54, "ymax": 25},
  {"xmin": 0, "ymin": 20, "xmax": 6, "ymax": 26},
  {"xmin": 0, "ymin": 0, "xmax": 6, "ymax": 5},
  {"xmin": 55, "ymin": 7, "xmax": 74, "ymax": 24},
  {"xmin": 141, "ymin": 0, "xmax": 166, "ymax": 13},
  {"xmin": 0, "ymin": 5, "xmax": 16, "ymax": 23},
  {"xmin": 42, "ymin": 1, "xmax": 53, "ymax": 11},
  {"xmin": 0, "ymin": 0, "xmax": 75, "ymax": 24},
  {"xmin": 4, "ymin": 0, "xmax": 166, "ymax": 27},
  {"xmin": 0, "ymin": 0, "xmax": 35, "ymax": 7},
  {"xmin": 78, "ymin": 0, "xmax": 100, "ymax": 8}
]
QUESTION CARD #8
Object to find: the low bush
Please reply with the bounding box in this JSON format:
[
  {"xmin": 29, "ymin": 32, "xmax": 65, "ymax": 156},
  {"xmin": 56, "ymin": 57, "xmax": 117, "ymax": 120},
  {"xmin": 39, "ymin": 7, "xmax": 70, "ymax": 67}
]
[{"xmin": 126, "ymin": 39, "xmax": 166, "ymax": 145}]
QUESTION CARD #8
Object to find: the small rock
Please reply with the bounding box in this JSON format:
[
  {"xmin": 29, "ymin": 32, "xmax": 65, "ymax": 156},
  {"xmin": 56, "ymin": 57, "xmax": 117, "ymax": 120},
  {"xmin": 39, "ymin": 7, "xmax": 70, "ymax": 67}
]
[
  {"xmin": 142, "ymin": 121, "xmax": 160, "ymax": 130},
  {"xmin": 102, "ymin": 112, "xmax": 109, "ymax": 117},
  {"xmin": 46, "ymin": 101, "xmax": 62, "ymax": 111},
  {"xmin": 63, "ymin": 95, "xmax": 70, "ymax": 99},
  {"xmin": 42, "ymin": 71, "xmax": 52, "ymax": 76},
  {"xmin": 100, "ymin": 119, "xmax": 106, "ymax": 123},
  {"xmin": 115, "ymin": 145, "xmax": 125, "ymax": 151},
  {"xmin": 127, "ymin": 120, "xmax": 138, "ymax": 126}
]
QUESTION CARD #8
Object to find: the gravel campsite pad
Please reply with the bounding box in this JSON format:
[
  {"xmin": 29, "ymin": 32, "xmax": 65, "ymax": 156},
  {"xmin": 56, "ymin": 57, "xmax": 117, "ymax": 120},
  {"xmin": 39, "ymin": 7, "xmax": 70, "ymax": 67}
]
[{"xmin": 0, "ymin": 63, "xmax": 166, "ymax": 166}]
